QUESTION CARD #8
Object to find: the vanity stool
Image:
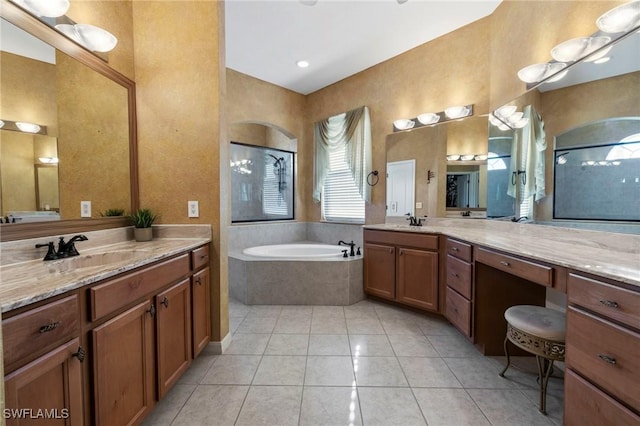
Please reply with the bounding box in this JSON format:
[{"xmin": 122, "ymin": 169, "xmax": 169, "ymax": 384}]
[{"xmin": 499, "ymin": 305, "xmax": 566, "ymax": 415}]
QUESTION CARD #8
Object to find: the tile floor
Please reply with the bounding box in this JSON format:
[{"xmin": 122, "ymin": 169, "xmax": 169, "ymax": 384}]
[{"xmin": 143, "ymin": 298, "xmax": 564, "ymax": 426}]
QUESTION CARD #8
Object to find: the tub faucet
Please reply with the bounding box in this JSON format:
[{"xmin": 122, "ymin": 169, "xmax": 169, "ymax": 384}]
[
  {"xmin": 338, "ymin": 240, "xmax": 356, "ymax": 256},
  {"xmin": 57, "ymin": 234, "xmax": 89, "ymax": 258}
]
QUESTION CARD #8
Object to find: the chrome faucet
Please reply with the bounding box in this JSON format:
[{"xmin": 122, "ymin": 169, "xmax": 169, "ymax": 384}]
[
  {"xmin": 57, "ymin": 234, "xmax": 88, "ymax": 257},
  {"xmin": 338, "ymin": 240, "xmax": 356, "ymax": 256}
]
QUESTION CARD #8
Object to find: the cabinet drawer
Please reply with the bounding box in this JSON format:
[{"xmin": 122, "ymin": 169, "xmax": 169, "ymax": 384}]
[
  {"xmin": 446, "ymin": 238, "xmax": 472, "ymax": 263},
  {"xmin": 476, "ymin": 247, "xmax": 553, "ymax": 287},
  {"xmin": 568, "ymin": 273, "xmax": 640, "ymax": 330},
  {"xmin": 3, "ymin": 294, "xmax": 79, "ymax": 370},
  {"xmin": 446, "ymin": 286, "xmax": 471, "ymax": 337},
  {"xmin": 364, "ymin": 230, "xmax": 438, "ymax": 250},
  {"xmin": 90, "ymin": 253, "xmax": 190, "ymax": 321},
  {"xmin": 566, "ymin": 307, "xmax": 640, "ymax": 410},
  {"xmin": 446, "ymin": 255, "xmax": 472, "ymax": 299},
  {"xmin": 191, "ymin": 245, "xmax": 210, "ymax": 271},
  {"xmin": 565, "ymin": 369, "xmax": 640, "ymax": 426}
]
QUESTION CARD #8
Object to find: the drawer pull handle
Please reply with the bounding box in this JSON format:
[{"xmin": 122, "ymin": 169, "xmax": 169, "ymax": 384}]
[
  {"xmin": 453, "ymin": 273, "xmax": 459, "ymax": 278},
  {"xmin": 72, "ymin": 346, "xmax": 86, "ymax": 362},
  {"xmin": 161, "ymin": 297, "xmax": 169, "ymax": 308},
  {"xmin": 389, "ymin": 248, "xmax": 393, "ymax": 254},
  {"xmin": 195, "ymin": 276, "xmax": 202, "ymax": 286},
  {"xmin": 599, "ymin": 300, "xmax": 619, "ymax": 309},
  {"xmin": 451, "ymin": 247, "xmax": 459, "ymax": 252},
  {"xmin": 200, "ymin": 255, "xmax": 206, "ymax": 259},
  {"xmin": 39, "ymin": 321, "xmax": 60, "ymax": 333},
  {"xmin": 598, "ymin": 354, "xmax": 616, "ymax": 365},
  {"xmin": 147, "ymin": 304, "xmax": 156, "ymax": 317},
  {"xmin": 500, "ymin": 261, "xmax": 510, "ymax": 267}
]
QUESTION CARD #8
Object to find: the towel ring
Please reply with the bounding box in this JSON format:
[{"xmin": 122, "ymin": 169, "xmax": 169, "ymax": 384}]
[{"xmin": 367, "ymin": 170, "xmax": 379, "ymax": 186}]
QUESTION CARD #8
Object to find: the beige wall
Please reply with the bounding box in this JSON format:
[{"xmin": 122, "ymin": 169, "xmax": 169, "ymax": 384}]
[{"xmin": 132, "ymin": 0, "xmax": 227, "ymax": 340}]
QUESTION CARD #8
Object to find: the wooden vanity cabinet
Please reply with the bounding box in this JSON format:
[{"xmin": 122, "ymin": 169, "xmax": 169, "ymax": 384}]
[
  {"xmin": 191, "ymin": 267, "xmax": 211, "ymax": 358},
  {"xmin": 364, "ymin": 229, "xmax": 439, "ymax": 312},
  {"xmin": 444, "ymin": 238, "xmax": 473, "ymax": 338},
  {"xmin": 565, "ymin": 272, "xmax": 640, "ymax": 424}
]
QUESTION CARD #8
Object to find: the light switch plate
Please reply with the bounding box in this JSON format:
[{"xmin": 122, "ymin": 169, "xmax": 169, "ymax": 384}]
[
  {"xmin": 416, "ymin": 202, "xmax": 423, "ymax": 209},
  {"xmin": 81, "ymin": 201, "xmax": 91, "ymax": 218},
  {"xmin": 188, "ymin": 200, "xmax": 199, "ymax": 218}
]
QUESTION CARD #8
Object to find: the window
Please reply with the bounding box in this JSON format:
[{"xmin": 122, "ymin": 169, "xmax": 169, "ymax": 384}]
[{"xmin": 322, "ymin": 146, "xmax": 365, "ymax": 223}]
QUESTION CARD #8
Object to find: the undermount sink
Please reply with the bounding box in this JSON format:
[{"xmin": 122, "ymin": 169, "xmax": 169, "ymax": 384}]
[{"xmin": 48, "ymin": 250, "xmax": 151, "ymax": 273}]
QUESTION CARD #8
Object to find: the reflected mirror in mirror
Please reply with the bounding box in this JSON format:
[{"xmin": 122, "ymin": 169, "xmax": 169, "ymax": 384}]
[
  {"xmin": 487, "ymin": 128, "xmax": 516, "ymax": 218},
  {"xmin": 446, "ymin": 164, "xmax": 486, "ymax": 209},
  {"xmin": 1, "ymin": 17, "xmax": 131, "ymax": 224}
]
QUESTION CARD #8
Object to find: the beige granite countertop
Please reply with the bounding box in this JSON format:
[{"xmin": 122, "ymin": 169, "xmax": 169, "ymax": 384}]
[
  {"xmin": 1, "ymin": 237, "xmax": 210, "ymax": 313},
  {"xmin": 365, "ymin": 219, "xmax": 640, "ymax": 287}
]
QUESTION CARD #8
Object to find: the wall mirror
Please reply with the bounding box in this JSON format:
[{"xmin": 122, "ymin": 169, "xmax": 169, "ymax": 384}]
[
  {"xmin": 494, "ymin": 28, "xmax": 640, "ymax": 225},
  {"xmin": 0, "ymin": 2, "xmax": 137, "ymax": 241}
]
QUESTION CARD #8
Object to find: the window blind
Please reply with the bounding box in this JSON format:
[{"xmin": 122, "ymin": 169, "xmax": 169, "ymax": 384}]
[{"xmin": 322, "ymin": 147, "xmax": 365, "ymax": 223}]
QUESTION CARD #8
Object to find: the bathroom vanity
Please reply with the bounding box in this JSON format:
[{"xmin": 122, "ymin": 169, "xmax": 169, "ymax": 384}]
[
  {"xmin": 364, "ymin": 219, "xmax": 640, "ymax": 424},
  {"xmin": 1, "ymin": 235, "xmax": 211, "ymax": 426}
]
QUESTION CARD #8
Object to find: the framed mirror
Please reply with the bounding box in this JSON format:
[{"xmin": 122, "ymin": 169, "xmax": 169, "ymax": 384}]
[{"xmin": 0, "ymin": 2, "xmax": 137, "ymax": 241}]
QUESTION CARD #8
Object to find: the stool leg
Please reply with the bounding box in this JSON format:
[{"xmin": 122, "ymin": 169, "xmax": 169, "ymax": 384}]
[
  {"xmin": 535, "ymin": 356, "xmax": 554, "ymax": 415},
  {"xmin": 499, "ymin": 336, "xmax": 511, "ymax": 378}
]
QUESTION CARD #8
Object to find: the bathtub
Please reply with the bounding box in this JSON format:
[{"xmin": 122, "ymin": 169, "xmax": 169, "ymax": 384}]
[
  {"xmin": 243, "ymin": 243, "xmax": 347, "ymax": 259},
  {"xmin": 230, "ymin": 242, "xmax": 364, "ymax": 305}
]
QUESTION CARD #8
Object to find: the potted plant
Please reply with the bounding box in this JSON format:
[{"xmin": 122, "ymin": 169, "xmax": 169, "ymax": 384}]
[
  {"xmin": 131, "ymin": 208, "xmax": 157, "ymax": 242},
  {"xmin": 101, "ymin": 208, "xmax": 125, "ymax": 217}
]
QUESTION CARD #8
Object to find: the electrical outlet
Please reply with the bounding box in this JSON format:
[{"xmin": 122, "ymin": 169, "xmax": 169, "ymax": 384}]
[
  {"xmin": 416, "ymin": 202, "xmax": 423, "ymax": 209},
  {"xmin": 188, "ymin": 200, "xmax": 199, "ymax": 218},
  {"xmin": 81, "ymin": 201, "xmax": 91, "ymax": 218}
]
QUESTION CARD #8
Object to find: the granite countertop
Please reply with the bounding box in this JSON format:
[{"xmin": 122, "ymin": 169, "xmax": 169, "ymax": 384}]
[
  {"xmin": 365, "ymin": 218, "xmax": 640, "ymax": 287},
  {"xmin": 0, "ymin": 238, "xmax": 210, "ymax": 313}
]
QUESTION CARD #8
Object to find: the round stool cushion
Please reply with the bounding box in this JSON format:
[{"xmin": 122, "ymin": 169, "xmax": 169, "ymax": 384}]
[{"xmin": 504, "ymin": 305, "xmax": 566, "ymax": 341}]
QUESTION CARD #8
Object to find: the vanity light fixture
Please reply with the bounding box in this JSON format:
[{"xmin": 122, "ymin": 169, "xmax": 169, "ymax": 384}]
[
  {"xmin": 446, "ymin": 153, "xmax": 488, "ymax": 162},
  {"xmin": 460, "ymin": 154, "xmax": 475, "ymax": 161},
  {"xmin": 596, "ymin": 0, "xmax": 640, "ymax": 34},
  {"xmin": 417, "ymin": 112, "xmax": 440, "ymax": 125},
  {"xmin": 474, "ymin": 154, "xmax": 488, "ymax": 161},
  {"xmin": 444, "ymin": 105, "xmax": 471, "ymax": 120},
  {"xmin": 16, "ymin": 122, "xmax": 41, "ymax": 133},
  {"xmin": 446, "ymin": 154, "xmax": 461, "ymax": 161},
  {"xmin": 550, "ymin": 36, "xmax": 611, "ymax": 62},
  {"xmin": 517, "ymin": 62, "xmax": 567, "ymax": 84},
  {"xmin": 490, "ymin": 106, "xmax": 529, "ymax": 130},
  {"xmin": 393, "ymin": 119, "xmax": 415, "ymax": 131},
  {"xmin": 0, "ymin": 120, "xmax": 4, "ymax": 129},
  {"xmin": 55, "ymin": 23, "xmax": 118, "ymax": 53},
  {"xmin": 393, "ymin": 104, "xmax": 473, "ymax": 132},
  {"xmin": 10, "ymin": 0, "xmax": 69, "ymax": 18}
]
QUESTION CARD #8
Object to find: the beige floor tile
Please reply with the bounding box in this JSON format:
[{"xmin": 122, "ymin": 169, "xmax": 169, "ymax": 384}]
[
  {"xmin": 467, "ymin": 389, "xmax": 555, "ymax": 426},
  {"xmin": 398, "ymin": 357, "xmax": 462, "ymax": 388},
  {"xmin": 414, "ymin": 315, "xmax": 459, "ymax": 336},
  {"xmin": 346, "ymin": 317, "xmax": 385, "ymax": 334},
  {"xmin": 201, "ymin": 355, "xmax": 261, "ymax": 385},
  {"xmin": 344, "ymin": 304, "xmax": 379, "ymax": 319},
  {"xmin": 300, "ymin": 386, "xmax": 363, "ymax": 426},
  {"xmin": 358, "ymin": 387, "xmax": 427, "ymax": 425},
  {"xmin": 349, "ymin": 334, "xmax": 394, "ymax": 356},
  {"xmin": 312, "ymin": 306, "xmax": 345, "ymax": 318},
  {"xmin": 308, "ymin": 334, "xmax": 351, "ymax": 355},
  {"xmin": 445, "ymin": 357, "xmax": 524, "ymax": 389},
  {"xmin": 381, "ymin": 318, "xmax": 424, "ymax": 335},
  {"xmin": 140, "ymin": 384, "xmax": 195, "ymax": 425},
  {"xmin": 229, "ymin": 316, "xmax": 244, "ymax": 334},
  {"xmin": 310, "ymin": 317, "xmax": 348, "ymax": 334},
  {"xmin": 265, "ymin": 334, "xmax": 309, "ymax": 355},
  {"xmin": 245, "ymin": 305, "xmax": 283, "ymax": 318},
  {"xmin": 273, "ymin": 315, "xmax": 312, "ymax": 334},
  {"xmin": 388, "ymin": 334, "xmax": 439, "ymax": 357},
  {"xmin": 521, "ymin": 389, "xmax": 564, "ymax": 425},
  {"xmin": 225, "ymin": 333, "xmax": 270, "ymax": 355},
  {"xmin": 279, "ymin": 305, "xmax": 313, "ymax": 316},
  {"xmin": 305, "ymin": 356, "xmax": 355, "ymax": 386},
  {"xmin": 413, "ymin": 388, "xmax": 490, "ymax": 425},
  {"xmin": 428, "ymin": 334, "xmax": 481, "ymax": 358},
  {"xmin": 235, "ymin": 316, "xmax": 277, "ymax": 334},
  {"xmin": 354, "ymin": 356, "xmax": 408, "ymax": 387},
  {"xmin": 171, "ymin": 385, "xmax": 248, "ymax": 426},
  {"xmin": 252, "ymin": 355, "xmax": 307, "ymax": 385},
  {"xmin": 176, "ymin": 355, "xmax": 217, "ymax": 385},
  {"xmin": 235, "ymin": 385, "xmax": 302, "ymax": 426}
]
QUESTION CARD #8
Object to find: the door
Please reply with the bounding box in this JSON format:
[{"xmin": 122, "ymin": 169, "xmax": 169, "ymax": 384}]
[
  {"xmin": 156, "ymin": 278, "xmax": 192, "ymax": 399},
  {"xmin": 192, "ymin": 267, "xmax": 211, "ymax": 358},
  {"xmin": 4, "ymin": 338, "xmax": 83, "ymax": 426},
  {"xmin": 364, "ymin": 243, "xmax": 396, "ymax": 300},
  {"xmin": 386, "ymin": 159, "xmax": 415, "ymax": 216},
  {"xmin": 92, "ymin": 301, "xmax": 155, "ymax": 426},
  {"xmin": 397, "ymin": 247, "xmax": 439, "ymax": 311}
]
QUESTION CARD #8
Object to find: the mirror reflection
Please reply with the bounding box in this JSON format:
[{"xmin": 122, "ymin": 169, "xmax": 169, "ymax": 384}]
[{"xmin": 0, "ymin": 17, "xmax": 131, "ymax": 223}]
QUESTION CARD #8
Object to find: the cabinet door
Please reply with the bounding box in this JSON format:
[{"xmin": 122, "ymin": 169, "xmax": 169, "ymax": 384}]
[
  {"xmin": 92, "ymin": 301, "xmax": 155, "ymax": 426},
  {"xmin": 4, "ymin": 338, "xmax": 83, "ymax": 426},
  {"xmin": 364, "ymin": 243, "xmax": 396, "ymax": 300},
  {"xmin": 156, "ymin": 278, "xmax": 192, "ymax": 399},
  {"xmin": 397, "ymin": 247, "xmax": 439, "ymax": 311},
  {"xmin": 192, "ymin": 267, "xmax": 211, "ymax": 358}
]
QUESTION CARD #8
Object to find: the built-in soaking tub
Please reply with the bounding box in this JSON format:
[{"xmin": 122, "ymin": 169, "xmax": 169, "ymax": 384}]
[{"xmin": 229, "ymin": 242, "xmax": 364, "ymax": 305}]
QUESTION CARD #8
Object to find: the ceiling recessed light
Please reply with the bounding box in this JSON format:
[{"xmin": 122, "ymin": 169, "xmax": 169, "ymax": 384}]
[{"xmin": 296, "ymin": 60, "xmax": 310, "ymax": 68}]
